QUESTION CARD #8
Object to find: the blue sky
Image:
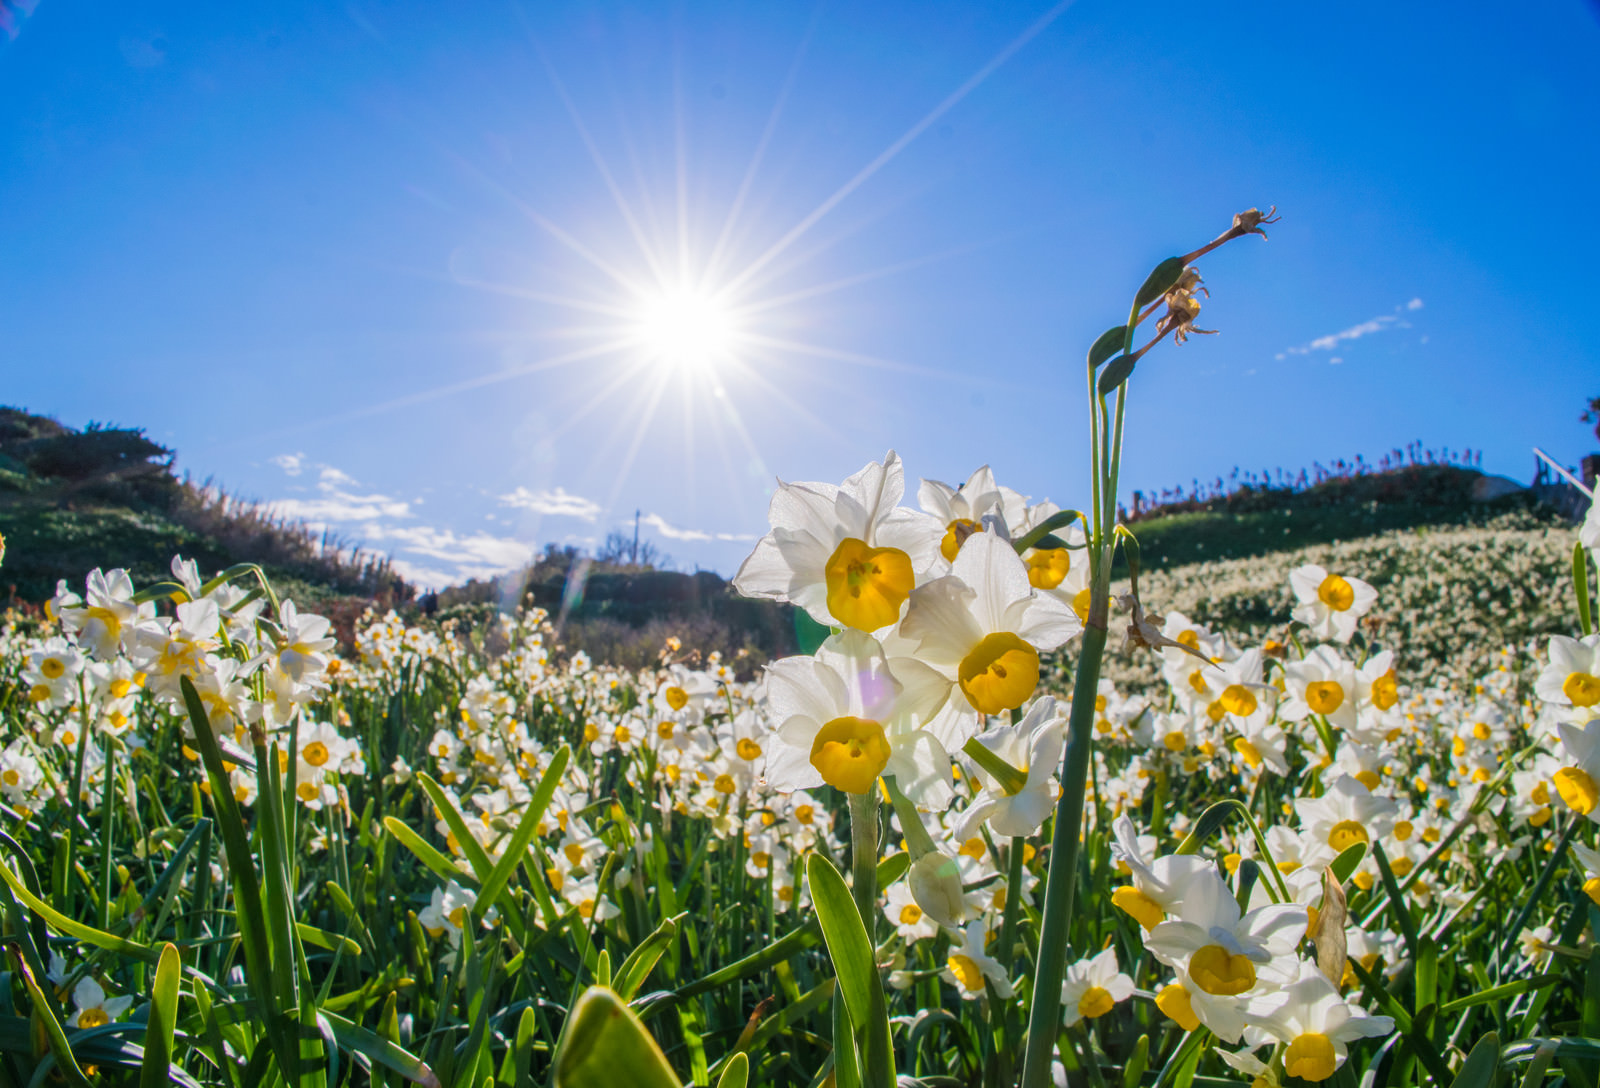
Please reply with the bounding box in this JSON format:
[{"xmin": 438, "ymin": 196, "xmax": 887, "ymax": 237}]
[{"xmin": 4, "ymin": 1, "xmax": 1597, "ymax": 587}]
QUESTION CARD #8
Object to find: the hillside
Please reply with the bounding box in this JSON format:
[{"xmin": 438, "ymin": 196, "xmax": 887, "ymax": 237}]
[{"xmin": 0, "ymin": 407, "xmax": 408, "ymax": 613}]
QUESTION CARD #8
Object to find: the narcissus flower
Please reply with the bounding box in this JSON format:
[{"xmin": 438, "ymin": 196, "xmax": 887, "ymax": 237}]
[
  {"xmin": 68, "ymin": 978, "xmax": 133, "ymax": 1029},
  {"xmin": 733, "ymin": 452, "xmax": 940, "ymax": 632},
  {"xmin": 942, "ymin": 920, "xmax": 1012, "ymax": 1000},
  {"xmin": 953, "ymin": 696, "xmax": 1065, "ymax": 839},
  {"xmin": 1108, "ymin": 814, "xmax": 1213, "ymax": 931},
  {"xmin": 762, "ymin": 631, "xmax": 953, "ymax": 805},
  {"xmin": 1145, "ymin": 871, "xmax": 1307, "ymax": 998},
  {"xmin": 1295, "ymin": 776, "xmax": 1398, "ymax": 863},
  {"xmin": 1555, "ymin": 718, "xmax": 1600, "ymax": 821},
  {"xmin": 1060, "ymin": 947, "xmax": 1134, "ymax": 1026},
  {"xmin": 1289, "ymin": 565, "xmax": 1376, "ymax": 644},
  {"xmin": 59, "ymin": 568, "xmax": 158, "ymax": 662},
  {"xmin": 1537, "ymin": 635, "xmax": 1600, "ymax": 720},
  {"xmin": 1243, "ymin": 960, "xmax": 1393, "ymax": 1082},
  {"xmin": 1281, "ymin": 646, "xmax": 1359, "ymax": 731},
  {"xmin": 918, "ymin": 465, "xmax": 1027, "ymax": 564},
  {"xmin": 899, "ymin": 531, "xmax": 1080, "ymax": 728}
]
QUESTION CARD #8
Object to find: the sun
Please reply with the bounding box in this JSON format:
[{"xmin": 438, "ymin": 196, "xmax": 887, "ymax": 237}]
[{"xmin": 633, "ymin": 287, "xmax": 737, "ymax": 371}]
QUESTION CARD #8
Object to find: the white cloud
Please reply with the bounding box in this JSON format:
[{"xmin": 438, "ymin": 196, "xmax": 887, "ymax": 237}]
[
  {"xmin": 641, "ymin": 513, "xmax": 756, "ymax": 543},
  {"xmin": 367, "ymin": 525, "xmax": 536, "ymax": 589},
  {"xmin": 1281, "ymin": 298, "xmax": 1423, "ymax": 358},
  {"xmin": 499, "ymin": 486, "xmax": 602, "ymax": 521},
  {"xmin": 270, "ymin": 453, "xmax": 306, "ymax": 477}
]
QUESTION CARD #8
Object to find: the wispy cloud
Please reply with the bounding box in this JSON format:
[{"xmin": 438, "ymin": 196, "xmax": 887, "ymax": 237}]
[
  {"xmin": 267, "ymin": 463, "xmax": 412, "ymax": 524},
  {"xmin": 1277, "ymin": 298, "xmax": 1423, "ymax": 361},
  {"xmin": 499, "ymin": 486, "xmax": 602, "ymax": 521},
  {"xmin": 366, "ymin": 525, "xmax": 534, "ymax": 587},
  {"xmin": 641, "ymin": 513, "xmax": 756, "ymax": 543}
]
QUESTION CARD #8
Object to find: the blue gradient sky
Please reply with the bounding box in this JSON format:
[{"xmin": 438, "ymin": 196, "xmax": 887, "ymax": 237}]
[{"xmin": 4, "ymin": 1, "xmax": 1597, "ymax": 587}]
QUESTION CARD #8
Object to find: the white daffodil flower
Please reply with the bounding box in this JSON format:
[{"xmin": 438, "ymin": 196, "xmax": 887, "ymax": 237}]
[
  {"xmin": 733, "ymin": 451, "xmax": 941, "ymax": 632},
  {"xmin": 918, "ymin": 466, "xmax": 1029, "ymax": 566},
  {"xmin": 1243, "ymin": 959, "xmax": 1394, "ymax": 1083},
  {"xmin": 1573, "ymin": 841, "xmax": 1600, "ymax": 906},
  {"xmin": 1145, "ymin": 870, "xmax": 1307, "ymax": 999},
  {"xmin": 953, "ymin": 696, "xmax": 1065, "ymax": 839},
  {"xmin": 1537, "ymin": 635, "xmax": 1600, "ymax": 721},
  {"xmin": 1060, "ymin": 947, "xmax": 1134, "ymax": 1026},
  {"xmin": 1555, "ymin": 718, "xmax": 1600, "ymax": 822},
  {"xmin": 1107, "ymin": 814, "xmax": 1214, "ymax": 931},
  {"xmin": 1294, "ymin": 776, "xmax": 1399, "ymax": 863},
  {"xmin": 1156, "ymin": 964, "xmax": 1252, "ymax": 1043},
  {"xmin": 1281, "ymin": 645, "xmax": 1360, "ymax": 732},
  {"xmin": 60, "ymin": 568, "xmax": 159, "ymax": 662},
  {"xmin": 69, "ymin": 978, "xmax": 133, "ymax": 1029},
  {"xmin": 762, "ymin": 630, "xmax": 954, "ymax": 806},
  {"xmin": 899, "ymin": 531, "xmax": 1080, "ymax": 734},
  {"xmin": 942, "ymin": 920, "xmax": 1012, "ymax": 1000},
  {"xmin": 1289, "ymin": 564, "xmax": 1376, "ymax": 643}
]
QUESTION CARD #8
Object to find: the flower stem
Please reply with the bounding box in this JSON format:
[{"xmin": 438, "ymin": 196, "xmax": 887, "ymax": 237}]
[
  {"xmin": 1019, "ymin": 621, "xmax": 1108, "ymax": 1088},
  {"xmin": 849, "ymin": 790, "xmax": 880, "ymax": 941}
]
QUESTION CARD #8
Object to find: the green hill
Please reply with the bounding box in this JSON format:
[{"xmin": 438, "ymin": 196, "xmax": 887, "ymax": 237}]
[{"xmin": 0, "ymin": 406, "xmax": 407, "ymax": 614}]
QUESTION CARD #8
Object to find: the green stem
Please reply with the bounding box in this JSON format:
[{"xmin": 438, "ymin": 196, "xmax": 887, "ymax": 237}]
[
  {"xmin": 59, "ymin": 678, "xmax": 93, "ymax": 908},
  {"xmin": 98, "ymin": 737, "xmax": 116, "ymax": 931},
  {"xmin": 1020, "ymin": 621, "xmax": 1109, "ymax": 1088},
  {"xmin": 849, "ymin": 790, "xmax": 880, "ymax": 944},
  {"xmin": 1000, "ymin": 836, "xmax": 1025, "ymax": 970}
]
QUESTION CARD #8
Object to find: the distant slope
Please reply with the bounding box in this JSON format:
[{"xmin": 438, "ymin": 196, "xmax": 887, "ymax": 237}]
[{"xmin": 0, "ymin": 406, "xmax": 407, "ymax": 609}]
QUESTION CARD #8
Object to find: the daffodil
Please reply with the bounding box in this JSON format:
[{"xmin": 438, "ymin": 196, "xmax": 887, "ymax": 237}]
[
  {"xmin": 59, "ymin": 568, "xmax": 158, "ymax": 662},
  {"xmin": 1294, "ymin": 777, "xmax": 1398, "ymax": 862},
  {"xmin": 941, "ymin": 920, "xmax": 1012, "ymax": 1000},
  {"xmin": 1555, "ymin": 718, "xmax": 1600, "ymax": 821},
  {"xmin": 1281, "ymin": 646, "xmax": 1359, "ymax": 732},
  {"xmin": 898, "ymin": 530, "xmax": 1080, "ymax": 730},
  {"xmin": 1145, "ymin": 870, "xmax": 1307, "ymax": 999},
  {"xmin": 1107, "ymin": 814, "xmax": 1213, "ymax": 931},
  {"xmin": 1243, "ymin": 960, "xmax": 1393, "ymax": 1082},
  {"xmin": 953, "ymin": 696, "xmax": 1065, "ymax": 839},
  {"xmin": 733, "ymin": 451, "xmax": 941, "ymax": 632},
  {"xmin": 918, "ymin": 465, "xmax": 1028, "ymax": 564},
  {"xmin": 1289, "ymin": 564, "xmax": 1376, "ymax": 644},
  {"xmin": 1537, "ymin": 635, "xmax": 1600, "ymax": 720},
  {"xmin": 1059, "ymin": 947, "xmax": 1134, "ymax": 1026},
  {"xmin": 1574, "ymin": 842, "xmax": 1600, "ymax": 906},
  {"xmin": 761, "ymin": 630, "xmax": 953, "ymax": 806},
  {"xmin": 884, "ymin": 881, "xmax": 940, "ymax": 942},
  {"xmin": 68, "ymin": 977, "xmax": 133, "ymax": 1029}
]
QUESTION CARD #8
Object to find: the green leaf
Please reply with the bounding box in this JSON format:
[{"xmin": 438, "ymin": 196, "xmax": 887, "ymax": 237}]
[
  {"xmin": 1450, "ymin": 1031, "xmax": 1500, "ymax": 1087},
  {"xmin": 416, "ymin": 773, "xmax": 495, "ymax": 881},
  {"xmin": 1011, "ymin": 510, "xmax": 1084, "ymax": 555},
  {"xmin": 874, "ymin": 851, "xmax": 910, "ymax": 890},
  {"xmin": 382, "ymin": 817, "xmax": 473, "ymax": 887},
  {"xmin": 140, "ymin": 943, "xmax": 182, "ymax": 1088},
  {"xmin": 794, "ymin": 609, "xmax": 832, "ymax": 656},
  {"xmin": 1577, "ymin": 541, "xmax": 1594, "ymax": 637},
  {"xmin": 1123, "ymin": 1034, "xmax": 1149, "ymax": 1088},
  {"xmin": 320, "ymin": 1008, "xmax": 441, "ymax": 1088},
  {"xmin": 806, "ymin": 853, "xmax": 894, "ymax": 1088},
  {"xmin": 1097, "ymin": 354, "xmax": 1137, "ymax": 396},
  {"xmin": 1134, "ymin": 256, "xmax": 1186, "ymax": 307},
  {"xmin": 1088, "ymin": 326, "xmax": 1128, "ymax": 370},
  {"xmin": 1330, "ymin": 840, "xmax": 1368, "ymax": 885},
  {"xmin": 716, "ymin": 1053, "xmax": 749, "ymax": 1088},
  {"xmin": 555, "ymin": 987, "xmax": 682, "ymax": 1088},
  {"xmin": 15, "ymin": 955, "xmax": 93, "ymax": 1088},
  {"xmin": 1585, "ymin": 948, "xmax": 1600, "ymax": 1039},
  {"xmin": 614, "ymin": 914, "xmax": 684, "ymax": 1001},
  {"xmin": 475, "ymin": 745, "xmax": 570, "ymax": 917},
  {"xmin": 295, "ymin": 922, "xmax": 363, "ymax": 957}
]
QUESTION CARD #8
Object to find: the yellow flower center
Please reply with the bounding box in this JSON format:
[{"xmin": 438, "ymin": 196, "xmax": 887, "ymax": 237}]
[
  {"xmin": 1233, "ymin": 737, "xmax": 1263, "ymax": 769},
  {"xmin": 1177, "ymin": 630, "xmax": 1201, "ymax": 651},
  {"xmin": 583, "ymin": 722, "xmax": 599, "ymax": 743},
  {"xmin": 1394, "ymin": 820, "xmax": 1413, "ymax": 840},
  {"xmin": 1163, "ymin": 731, "xmax": 1187, "ymax": 752},
  {"xmin": 1371, "ymin": 669, "xmax": 1399, "ymax": 710},
  {"xmin": 958, "ymin": 632, "xmax": 1040, "ymax": 716},
  {"xmin": 664, "ymin": 686, "xmax": 689, "ymax": 711},
  {"xmin": 1285, "ymin": 1032, "xmax": 1338, "ymax": 1082},
  {"xmin": 959, "ymin": 836, "xmax": 988, "ymax": 860},
  {"xmin": 613, "ymin": 724, "xmax": 632, "ymax": 745},
  {"xmin": 303, "ymin": 741, "xmax": 330, "ymax": 767},
  {"xmin": 1564, "ymin": 672, "xmax": 1600, "ymax": 707},
  {"xmin": 41, "ymin": 658, "xmax": 66, "ymax": 680},
  {"xmin": 1305, "ymin": 681, "xmax": 1345, "ymax": 715},
  {"xmin": 657, "ymin": 721, "xmax": 675, "ymax": 739},
  {"xmin": 1071, "ymin": 587, "xmax": 1091, "ymax": 623},
  {"xmin": 1328, "ymin": 819, "xmax": 1369, "ymax": 853},
  {"xmin": 824, "ymin": 537, "xmax": 915, "ymax": 631},
  {"xmin": 751, "ymin": 851, "xmax": 771, "ymax": 870},
  {"xmin": 1219, "ymin": 684, "xmax": 1258, "ymax": 718},
  {"xmin": 941, "ymin": 518, "xmax": 983, "ymax": 562},
  {"xmin": 0, "ymin": 770, "xmax": 15, "ymax": 787},
  {"xmin": 809, "ymin": 717, "xmax": 890, "ymax": 794},
  {"xmin": 1187, "ymin": 670, "xmax": 1211, "ymax": 695},
  {"xmin": 27, "ymin": 684, "xmax": 50, "ymax": 705},
  {"xmin": 1472, "ymin": 721, "xmax": 1491, "ymax": 741},
  {"xmin": 947, "ymin": 953, "xmax": 984, "ymax": 992},
  {"xmin": 736, "ymin": 738, "xmax": 763, "ymax": 761},
  {"xmin": 1318, "ymin": 573, "xmax": 1355, "ymax": 611},
  {"xmin": 1111, "ymin": 886, "xmax": 1164, "ymax": 930},
  {"xmin": 899, "ymin": 904, "xmax": 923, "ymax": 925},
  {"xmin": 714, "ymin": 773, "xmax": 738, "ymax": 795},
  {"xmin": 109, "ymin": 678, "xmax": 133, "ymax": 698},
  {"xmin": 1355, "ymin": 770, "xmax": 1381, "ymax": 791},
  {"xmin": 1155, "ymin": 983, "xmax": 1199, "ymax": 1031},
  {"xmin": 1189, "ymin": 944, "xmax": 1257, "ymax": 996},
  {"xmin": 1585, "ymin": 876, "xmax": 1600, "ymax": 907},
  {"xmin": 794, "ymin": 804, "xmax": 814, "ymax": 825},
  {"xmin": 1555, "ymin": 767, "xmax": 1600, "ymax": 815},
  {"xmin": 1024, "ymin": 547, "xmax": 1070, "ymax": 590},
  {"xmin": 77, "ymin": 1007, "xmax": 110, "ymax": 1029},
  {"xmin": 1078, "ymin": 985, "xmax": 1114, "ymax": 1020},
  {"xmin": 296, "ymin": 782, "xmax": 320, "ymax": 802}
]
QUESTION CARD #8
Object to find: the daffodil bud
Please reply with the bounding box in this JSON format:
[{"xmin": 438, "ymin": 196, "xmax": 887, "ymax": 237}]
[{"xmin": 908, "ymin": 851, "xmax": 967, "ymax": 928}]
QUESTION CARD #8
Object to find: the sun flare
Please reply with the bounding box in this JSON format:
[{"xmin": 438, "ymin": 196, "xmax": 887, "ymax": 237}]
[{"xmin": 633, "ymin": 287, "xmax": 737, "ymax": 371}]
